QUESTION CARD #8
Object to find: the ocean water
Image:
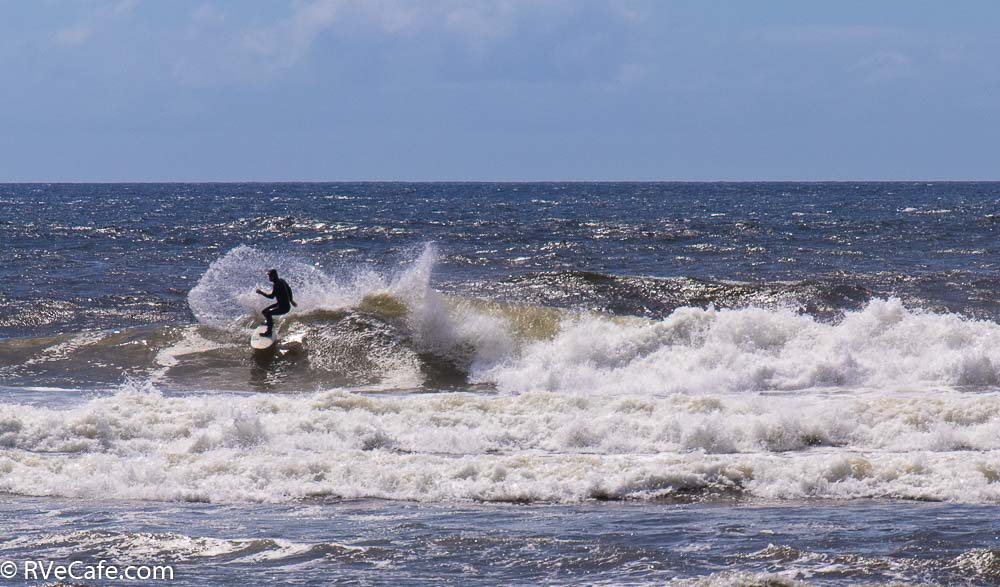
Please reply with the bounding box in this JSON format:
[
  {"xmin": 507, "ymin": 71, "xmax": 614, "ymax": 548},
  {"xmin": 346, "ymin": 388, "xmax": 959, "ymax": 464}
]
[{"xmin": 2, "ymin": 182, "xmax": 1000, "ymax": 585}]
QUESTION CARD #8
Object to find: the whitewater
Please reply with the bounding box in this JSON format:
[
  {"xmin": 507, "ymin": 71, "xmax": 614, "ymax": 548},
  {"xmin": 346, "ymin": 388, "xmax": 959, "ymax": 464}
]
[{"xmin": 3, "ymin": 244, "xmax": 1000, "ymax": 507}]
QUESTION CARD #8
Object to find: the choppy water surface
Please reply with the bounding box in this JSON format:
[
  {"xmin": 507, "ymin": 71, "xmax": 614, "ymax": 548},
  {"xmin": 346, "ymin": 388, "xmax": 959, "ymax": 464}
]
[
  {"xmin": 1, "ymin": 496, "xmax": 999, "ymax": 586},
  {"xmin": 3, "ymin": 182, "xmax": 1000, "ymax": 585}
]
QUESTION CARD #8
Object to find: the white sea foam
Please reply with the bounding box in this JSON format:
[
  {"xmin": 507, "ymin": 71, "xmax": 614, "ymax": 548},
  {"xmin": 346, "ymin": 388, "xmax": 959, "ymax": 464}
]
[
  {"xmin": 154, "ymin": 330, "xmax": 224, "ymax": 369},
  {"xmin": 0, "ymin": 385, "xmax": 999, "ymax": 504},
  {"xmin": 477, "ymin": 298, "xmax": 1000, "ymax": 395}
]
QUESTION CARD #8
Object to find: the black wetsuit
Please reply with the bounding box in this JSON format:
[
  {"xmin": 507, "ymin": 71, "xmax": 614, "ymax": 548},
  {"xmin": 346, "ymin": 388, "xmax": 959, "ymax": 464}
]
[{"xmin": 261, "ymin": 278, "xmax": 294, "ymax": 335}]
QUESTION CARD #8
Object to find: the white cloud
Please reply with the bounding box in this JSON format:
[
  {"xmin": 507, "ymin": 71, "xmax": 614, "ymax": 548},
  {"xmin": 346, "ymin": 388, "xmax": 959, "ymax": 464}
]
[{"xmin": 52, "ymin": 0, "xmax": 136, "ymax": 47}]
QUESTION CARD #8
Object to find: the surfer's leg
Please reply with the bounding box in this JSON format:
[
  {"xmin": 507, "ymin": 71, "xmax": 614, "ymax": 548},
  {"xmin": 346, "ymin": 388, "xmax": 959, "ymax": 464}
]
[
  {"xmin": 262, "ymin": 304, "xmax": 290, "ymax": 337},
  {"xmin": 262, "ymin": 304, "xmax": 280, "ymax": 336}
]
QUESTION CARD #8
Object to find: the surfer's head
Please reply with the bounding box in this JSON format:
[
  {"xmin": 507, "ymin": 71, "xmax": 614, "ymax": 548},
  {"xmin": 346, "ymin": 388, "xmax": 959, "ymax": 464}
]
[{"xmin": 267, "ymin": 269, "xmax": 278, "ymax": 282}]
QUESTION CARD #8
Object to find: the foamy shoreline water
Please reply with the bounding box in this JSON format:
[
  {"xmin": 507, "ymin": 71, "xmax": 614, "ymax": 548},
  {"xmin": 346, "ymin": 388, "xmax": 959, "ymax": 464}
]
[{"xmin": 0, "ymin": 385, "xmax": 998, "ymax": 505}]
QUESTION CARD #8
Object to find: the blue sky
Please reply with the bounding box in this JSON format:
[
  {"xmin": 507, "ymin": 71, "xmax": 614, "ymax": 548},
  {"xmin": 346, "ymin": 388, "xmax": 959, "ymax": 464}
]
[{"xmin": 2, "ymin": 0, "xmax": 999, "ymax": 181}]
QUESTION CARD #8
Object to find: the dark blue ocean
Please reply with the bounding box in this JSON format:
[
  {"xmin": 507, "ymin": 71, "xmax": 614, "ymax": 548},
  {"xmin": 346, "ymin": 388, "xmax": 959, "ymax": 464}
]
[{"xmin": 3, "ymin": 182, "xmax": 1000, "ymax": 585}]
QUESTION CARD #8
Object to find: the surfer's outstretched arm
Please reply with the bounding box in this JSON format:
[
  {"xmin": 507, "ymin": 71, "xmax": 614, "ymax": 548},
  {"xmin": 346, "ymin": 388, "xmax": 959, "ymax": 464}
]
[{"xmin": 256, "ymin": 287, "xmax": 276, "ymax": 299}]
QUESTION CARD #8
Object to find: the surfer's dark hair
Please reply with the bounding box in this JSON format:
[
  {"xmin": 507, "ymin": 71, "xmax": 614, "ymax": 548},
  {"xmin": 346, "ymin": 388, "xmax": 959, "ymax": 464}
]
[{"xmin": 268, "ymin": 269, "xmax": 278, "ymax": 277}]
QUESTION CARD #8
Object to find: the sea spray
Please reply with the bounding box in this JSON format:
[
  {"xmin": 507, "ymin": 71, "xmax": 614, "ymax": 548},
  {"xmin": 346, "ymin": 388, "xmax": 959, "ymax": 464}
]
[
  {"xmin": 185, "ymin": 244, "xmax": 522, "ymax": 386},
  {"xmin": 187, "ymin": 246, "xmax": 328, "ymax": 327}
]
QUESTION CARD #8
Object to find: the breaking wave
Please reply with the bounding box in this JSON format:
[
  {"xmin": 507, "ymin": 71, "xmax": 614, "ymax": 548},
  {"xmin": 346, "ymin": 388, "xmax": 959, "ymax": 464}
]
[
  {"xmin": 4, "ymin": 245, "xmax": 1000, "ymax": 395},
  {"xmin": 183, "ymin": 245, "xmax": 1000, "ymax": 395},
  {"xmin": 481, "ymin": 297, "xmax": 1000, "ymax": 395}
]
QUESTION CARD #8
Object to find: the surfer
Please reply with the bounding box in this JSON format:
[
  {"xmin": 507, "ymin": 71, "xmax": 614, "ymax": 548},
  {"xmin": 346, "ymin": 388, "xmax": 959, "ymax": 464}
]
[{"xmin": 255, "ymin": 269, "xmax": 297, "ymax": 337}]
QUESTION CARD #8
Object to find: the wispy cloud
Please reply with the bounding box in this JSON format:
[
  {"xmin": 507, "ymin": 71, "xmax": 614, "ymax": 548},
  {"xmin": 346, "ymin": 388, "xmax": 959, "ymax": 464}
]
[
  {"xmin": 241, "ymin": 0, "xmax": 343, "ymax": 68},
  {"xmin": 52, "ymin": 0, "xmax": 136, "ymax": 47},
  {"xmin": 53, "ymin": 23, "xmax": 94, "ymax": 47},
  {"xmin": 171, "ymin": 0, "xmax": 643, "ymax": 83},
  {"xmin": 851, "ymin": 51, "xmax": 916, "ymax": 82},
  {"xmin": 754, "ymin": 24, "xmax": 920, "ymax": 84},
  {"xmin": 757, "ymin": 24, "xmax": 905, "ymax": 46},
  {"xmin": 234, "ymin": 0, "xmax": 628, "ymax": 71}
]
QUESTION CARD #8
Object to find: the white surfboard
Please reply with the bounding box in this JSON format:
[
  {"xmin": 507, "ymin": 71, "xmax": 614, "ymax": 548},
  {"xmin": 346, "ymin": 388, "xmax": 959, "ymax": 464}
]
[{"xmin": 250, "ymin": 326, "xmax": 275, "ymax": 350}]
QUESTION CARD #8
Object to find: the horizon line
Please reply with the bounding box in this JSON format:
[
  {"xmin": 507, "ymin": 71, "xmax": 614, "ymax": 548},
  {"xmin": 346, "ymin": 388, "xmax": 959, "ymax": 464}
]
[{"xmin": 1, "ymin": 178, "xmax": 998, "ymax": 185}]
